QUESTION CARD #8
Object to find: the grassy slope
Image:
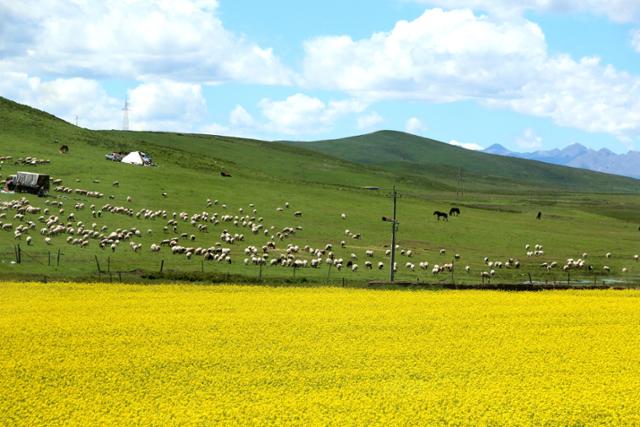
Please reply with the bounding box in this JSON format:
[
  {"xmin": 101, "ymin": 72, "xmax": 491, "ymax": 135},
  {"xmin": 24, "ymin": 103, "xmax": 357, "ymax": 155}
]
[
  {"xmin": 281, "ymin": 130, "xmax": 640, "ymax": 194},
  {"xmin": 0, "ymin": 96, "xmax": 639, "ymax": 285}
]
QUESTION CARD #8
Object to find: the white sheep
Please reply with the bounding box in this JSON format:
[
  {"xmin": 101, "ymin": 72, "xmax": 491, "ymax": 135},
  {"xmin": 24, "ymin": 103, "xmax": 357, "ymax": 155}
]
[
  {"xmin": 606, "ymin": 252, "xmax": 612, "ymax": 258},
  {"xmin": 340, "ymin": 213, "xmax": 346, "ymax": 219}
]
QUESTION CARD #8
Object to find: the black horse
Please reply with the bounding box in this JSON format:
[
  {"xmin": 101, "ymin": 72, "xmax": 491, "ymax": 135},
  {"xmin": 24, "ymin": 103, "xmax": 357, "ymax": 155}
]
[
  {"xmin": 433, "ymin": 211, "xmax": 448, "ymax": 221},
  {"xmin": 449, "ymin": 207, "xmax": 460, "ymax": 216}
]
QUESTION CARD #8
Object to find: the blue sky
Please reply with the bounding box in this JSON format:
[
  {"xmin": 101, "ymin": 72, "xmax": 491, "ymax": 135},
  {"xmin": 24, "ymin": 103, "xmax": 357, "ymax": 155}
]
[{"xmin": 2, "ymin": 0, "xmax": 640, "ymax": 153}]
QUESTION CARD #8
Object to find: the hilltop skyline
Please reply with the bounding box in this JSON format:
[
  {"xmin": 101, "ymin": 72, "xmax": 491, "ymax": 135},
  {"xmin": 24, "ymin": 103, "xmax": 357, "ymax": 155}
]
[{"xmin": 2, "ymin": 0, "xmax": 640, "ymax": 153}]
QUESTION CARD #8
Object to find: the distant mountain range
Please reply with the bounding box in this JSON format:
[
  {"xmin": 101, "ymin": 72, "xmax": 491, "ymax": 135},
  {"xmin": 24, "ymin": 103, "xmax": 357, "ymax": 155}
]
[{"xmin": 483, "ymin": 143, "xmax": 640, "ymax": 179}]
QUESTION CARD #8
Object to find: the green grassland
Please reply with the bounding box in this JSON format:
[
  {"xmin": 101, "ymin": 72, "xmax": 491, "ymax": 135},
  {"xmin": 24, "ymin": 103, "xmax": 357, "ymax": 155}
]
[{"xmin": 0, "ymin": 96, "xmax": 639, "ymax": 285}]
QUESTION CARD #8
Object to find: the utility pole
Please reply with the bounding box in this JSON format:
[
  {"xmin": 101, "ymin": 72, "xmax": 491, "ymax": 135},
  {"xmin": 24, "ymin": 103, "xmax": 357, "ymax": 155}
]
[{"xmin": 382, "ymin": 186, "xmax": 399, "ymax": 283}]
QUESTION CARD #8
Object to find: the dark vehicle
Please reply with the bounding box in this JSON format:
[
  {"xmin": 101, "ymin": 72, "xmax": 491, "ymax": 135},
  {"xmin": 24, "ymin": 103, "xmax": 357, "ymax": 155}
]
[{"xmin": 7, "ymin": 172, "xmax": 50, "ymax": 196}]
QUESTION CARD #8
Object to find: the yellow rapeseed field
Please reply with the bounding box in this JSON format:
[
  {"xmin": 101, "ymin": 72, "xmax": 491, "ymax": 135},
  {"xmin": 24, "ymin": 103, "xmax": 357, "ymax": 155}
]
[{"xmin": 1, "ymin": 282, "xmax": 640, "ymax": 425}]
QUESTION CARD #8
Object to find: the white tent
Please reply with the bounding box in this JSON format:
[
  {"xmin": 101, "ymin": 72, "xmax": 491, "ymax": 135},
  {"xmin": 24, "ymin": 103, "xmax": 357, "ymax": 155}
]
[{"xmin": 121, "ymin": 151, "xmax": 145, "ymax": 165}]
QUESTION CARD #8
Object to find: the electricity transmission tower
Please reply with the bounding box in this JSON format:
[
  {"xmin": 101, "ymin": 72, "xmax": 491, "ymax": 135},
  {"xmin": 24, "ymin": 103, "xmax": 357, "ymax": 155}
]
[{"xmin": 122, "ymin": 98, "xmax": 130, "ymax": 131}]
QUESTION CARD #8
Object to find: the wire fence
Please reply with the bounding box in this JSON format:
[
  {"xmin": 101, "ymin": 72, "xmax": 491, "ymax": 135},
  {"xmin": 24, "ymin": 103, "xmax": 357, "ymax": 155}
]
[{"xmin": 1, "ymin": 245, "xmax": 639, "ymax": 288}]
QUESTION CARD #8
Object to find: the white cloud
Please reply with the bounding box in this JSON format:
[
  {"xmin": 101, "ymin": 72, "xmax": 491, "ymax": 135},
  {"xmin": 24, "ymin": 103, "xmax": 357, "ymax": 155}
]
[
  {"xmin": 0, "ymin": 0, "xmax": 291, "ymax": 84},
  {"xmin": 302, "ymin": 8, "xmax": 640, "ymax": 141},
  {"xmin": 357, "ymin": 112, "xmax": 383, "ymax": 130},
  {"xmin": 0, "ymin": 72, "xmax": 212, "ymax": 131},
  {"xmin": 412, "ymin": 1, "xmax": 640, "ymax": 23},
  {"xmin": 484, "ymin": 56, "xmax": 640, "ymax": 139},
  {"xmin": 631, "ymin": 28, "xmax": 640, "ymax": 52},
  {"xmin": 515, "ymin": 128, "xmax": 543, "ymax": 151},
  {"xmin": 405, "ymin": 117, "xmax": 426, "ymax": 134},
  {"xmin": 303, "ymin": 9, "xmax": 546, "ymax": 101},
  {"xmin": 198, "ymin": 93, "xmax": 371, "ymax": 137},
  {"xmin": 229, "ymin": 105, "xmax": 255, "ymax": 128},
  {"xmin": 449, "ymin": 139, "xmax": 484, "ymax": 150},
  {"xmin": 127, "ymin": 80, "xmax": 206, "ymax": 131},
  {"xmin": 258, "ymin": 93, "xmax": 367, "ymax": 135},
  {"xmin": 0, "ymin": 71, "xmax": 121, "ymax": 129}
]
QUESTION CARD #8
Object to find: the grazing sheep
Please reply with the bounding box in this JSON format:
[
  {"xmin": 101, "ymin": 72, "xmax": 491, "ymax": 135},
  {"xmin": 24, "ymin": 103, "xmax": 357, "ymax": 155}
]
[
  {"xmin": 634, "ymin": 255, "xmax": 639, "ymax": 262},
  {"xmin": 606, "ymin": 252, "xmax": 612, "ymax": 258},
  {"xmin": 340, "ymin": 213, "xmax": 346, "ymax": 219},
  {"xmin": 377, "ymin": 262, "xmax": 384, "ymax": 270},
  {"xmin": 439, "ymin": 249, "xmax": 446, "ymax": 255},
  {"xmin": 622, "ymin": 268, "xmax": 628, "ymax": 273},
  {"xmin": 465, "ymin": 266, "xmax": 470, "ymax": 273},
  {"xmin": 26, "ymin": 236, "xmax": 32, "ymax": 245},
  {"xmin": 603, "ymin": 265, "xmax": 611, "ymax": 273}
]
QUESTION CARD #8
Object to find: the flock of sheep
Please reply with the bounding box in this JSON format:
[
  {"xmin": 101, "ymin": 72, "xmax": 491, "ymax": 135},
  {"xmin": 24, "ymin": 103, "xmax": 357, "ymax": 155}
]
[{"xmin": 1, "ymin": 179, "xmax": 639, "ymax": 283}]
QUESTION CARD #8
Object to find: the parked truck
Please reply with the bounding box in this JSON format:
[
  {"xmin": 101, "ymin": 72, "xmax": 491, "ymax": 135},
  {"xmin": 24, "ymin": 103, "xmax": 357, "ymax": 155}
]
[{"xmin": 4, "ymin": 172, "xmax": 50, "ymax": 196}]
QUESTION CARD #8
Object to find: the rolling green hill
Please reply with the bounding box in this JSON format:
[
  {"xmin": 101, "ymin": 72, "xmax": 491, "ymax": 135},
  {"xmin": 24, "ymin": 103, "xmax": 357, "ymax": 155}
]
[
  {"xmin": 281, "ymin": 131, "xmax": 640, "ymax": 194},
  {"xmin": 1, "ymin": 96, "xmax": 639, "ymax": 286}
]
